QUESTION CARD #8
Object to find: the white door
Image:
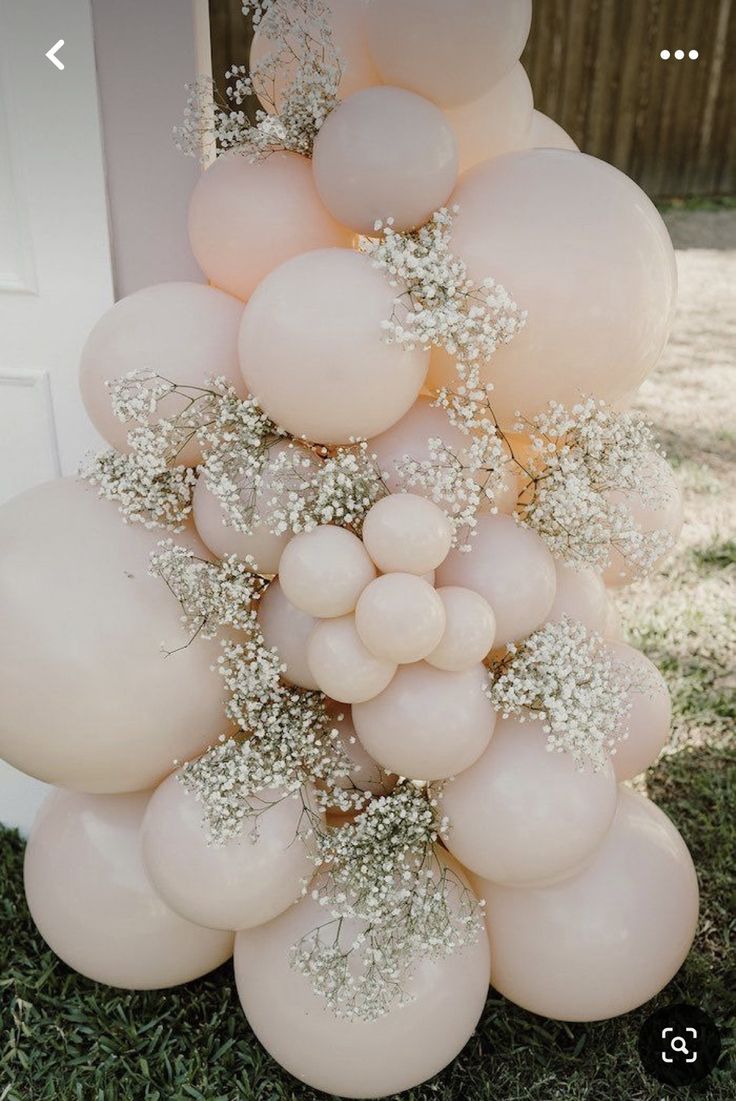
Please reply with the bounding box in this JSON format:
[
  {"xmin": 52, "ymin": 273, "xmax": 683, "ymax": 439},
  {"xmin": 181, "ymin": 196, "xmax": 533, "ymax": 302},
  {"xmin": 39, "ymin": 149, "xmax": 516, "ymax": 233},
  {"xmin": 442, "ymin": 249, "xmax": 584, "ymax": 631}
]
[{"xmin": 0, "ymin": 0, "xmax": 115, "ymax": 832}]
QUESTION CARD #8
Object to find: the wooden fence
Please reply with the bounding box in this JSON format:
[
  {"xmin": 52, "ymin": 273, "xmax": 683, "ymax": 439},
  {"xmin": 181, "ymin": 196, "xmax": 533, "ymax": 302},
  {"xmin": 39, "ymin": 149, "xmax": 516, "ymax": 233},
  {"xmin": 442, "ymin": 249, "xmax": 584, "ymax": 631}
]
[{"xmin": 209, "ymin": 0, "xmax": 736, "ymax": 197}]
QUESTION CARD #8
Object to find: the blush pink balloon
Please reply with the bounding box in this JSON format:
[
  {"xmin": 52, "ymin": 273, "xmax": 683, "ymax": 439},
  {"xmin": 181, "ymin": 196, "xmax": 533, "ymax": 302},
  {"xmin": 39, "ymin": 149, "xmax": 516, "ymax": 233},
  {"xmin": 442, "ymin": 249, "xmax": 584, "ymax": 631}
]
[
  {"xmin": 353, "ymin": 661, "xmax": 495, "ymax": 781},
  {"xmin": 437, "ymin": 514, "xmax": 557, "ymax": 647},
  {"xmin": 604, "ymin": 451, "xmax": 683, "ymax": 587},
  {"xmin": 323, "ymin": 704, "xmax": 396, "ymax": 799},
  {"xmin": 233, "ymin": 860, "xmax": 490, "ymax": 1097},
  {"xmin": 355, "ymin": 574, "xmax": 446, "ymax": 664},
  {"xmin": 445, "ymin": 63, "xmax": 534, "ymax": 173},
  {"xmin": 0, "ymin": 480, "xmax": 229, "ymax": 793},
  {"xmin": 257, "ymin": 579, "xmax": 319, "ymax": 690},
  {"xmin": 546, "ymin": 563, "xmax": 609, "ymax": 635},
  {"xmin": 279, "ymin": 525, "xmax": 376, "ymax": 618},
  {"xmin": 141, "ymin": 773, "xmax": 319, "ymax": 931},
  {"xmin": 307, "ymin": 616, "xmax": 396, "ymax": 704},
  {"xmin": 362, "ymin": 493, "xmax": 453, "ymax": 575},
  {"xmin": 440, "ymin": 716, "xmax": 617, "ymax": 886},
  {"xmin": 239, "ymin": 249, "xmax": 429, "ymax": 444},
  {"xmin": 427, "ymin": 586, "xmax": 496, "ymax": 671},
  {"xmin": 188, "ymin": 151, "xmax": 349, "ymax": 304},
  {"xmin": 80, "ymin": 282, "xmax": 245, "ymax": 467},
  {"xmin": 24, "ymin": 790, "xmax": 233, "ymax": 989},
  {"xmin": 607, "ymin": 641, "xmax": 672, "ymax": 780},
  {"xmin": 313, "ymin": 86, "xmax": 458, "ymax": 233},
  {"xmin": 365, "ymin": 0, "xmax": 532, "ymax": 107},
  {"xmin": 604, "ymin": 599, "xmax": 624, "ymax": 641},
  {"xmin": 428, "ymin": 151, "xmax": 677, "ymax": 426},
  {"xmin": 523, "ymin": 109, "xmax": 579, "ymax": 151},
  {"xmin": 478, "ymin": 788, "xmax": 699, "ymax": 1021}
]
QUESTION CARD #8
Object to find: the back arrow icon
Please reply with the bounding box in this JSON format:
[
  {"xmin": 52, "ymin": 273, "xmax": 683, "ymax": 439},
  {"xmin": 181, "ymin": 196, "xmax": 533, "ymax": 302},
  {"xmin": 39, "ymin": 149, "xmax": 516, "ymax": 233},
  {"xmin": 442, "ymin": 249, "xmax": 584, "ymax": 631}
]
[{"xmin": 46, "ymin": 39, "xmax": 65, "ymax": 70}]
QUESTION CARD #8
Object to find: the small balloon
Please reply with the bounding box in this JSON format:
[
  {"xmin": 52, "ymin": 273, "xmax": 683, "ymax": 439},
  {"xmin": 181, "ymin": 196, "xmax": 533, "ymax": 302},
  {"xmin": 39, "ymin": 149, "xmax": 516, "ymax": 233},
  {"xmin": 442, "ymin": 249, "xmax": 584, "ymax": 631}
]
[
  {"xmin": 279, "ymin": 525, "xmax": 376, "ymax": 618},
  {"xmin": 307, "ymin": 616, "xmax": 396, "ymax": 704},
  {"xmin": 257, "ymin": 579, "xmax": 319, "ymax": 690},
  {"xmin": 355, "ymin": 573, "xmax": 447, "ymax": 664},
  {"xmin": 604, "ymin": 451, "xmax": 683, "ymax": 587},
  {"xmin": 362, "ymin": 493, "xmax": 453, "ymax": 575},
  {"xmin": 546, "ymin": 563, "xmax": 609, "ymax": 635},
  {"xmin": 445, "ymin": 63, "xmax": 533, "ymax": 173},
  {"xmin": 608, "ymin": 641, "xmax": 672, "ymax": 780},
  {"xmin": 426, "ymin": 586, "xmax": 496, "ymax": 671}
]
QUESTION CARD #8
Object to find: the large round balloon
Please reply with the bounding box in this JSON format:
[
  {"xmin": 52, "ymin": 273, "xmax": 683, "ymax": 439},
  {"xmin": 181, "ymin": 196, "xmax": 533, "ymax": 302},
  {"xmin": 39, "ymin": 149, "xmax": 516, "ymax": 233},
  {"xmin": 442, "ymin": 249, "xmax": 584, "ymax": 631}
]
[
  {"xmin": 604, "ymin": 450, "xmax": 683, "ymax": 587},
  {"xmin": 523, "ymin": 109, "xmax": 578, "ymax": 151},
  {"xmin": 239, "ymin": 249, "xmax": 429, "ymax": 444},
  {"xmin": 365, "ymin": 0, "xmax": 532, "ymax": 108},
  {"xmin": 80, "ymin": 282, "xmax": 245, "ymax": 466},
  {"xmin": 233, "ymin": 871, "xmax": 490, "ymax": 1097},
  {"xmin": 0, "ymin": 479, "xmax": 228, "ymax": 792},
  {"xmin": 607, "ymin": 641, "xmax": 672, "ymax": 780},
  {"xmin": 546, "ymin": 563, "xmax": 609, "ymax": 635},
  {"xmin": 24, "ymin": 790, "xmax": 233, "ymax": 989},
  {"xmin": 428, "ymin": 151, "xmax": 677, "ymax": 425},
  {"xmin": 478, "ymin": 789, "xmax": 698, "ymax": 1021},
  {"xmin": 257, "ymin": 579, "xmax": 319, "ymax": 690},
  {"xmin": 440, "ymin": 716, "xmax": 617, "ymax": 886},
  {"xmin": 313, "ymin": 86, "xmax": 458, "ymax": 233},
  {"xmin": 141, "ymin": 773, "xmax": 319, "ymax": 931},
  {"xmin": 445, "ymin": 63, "xmax": 534, "ymax": 173},
  {"xmin": 436, "ymin": 514, "xmax": 556, "ymax": 646}
]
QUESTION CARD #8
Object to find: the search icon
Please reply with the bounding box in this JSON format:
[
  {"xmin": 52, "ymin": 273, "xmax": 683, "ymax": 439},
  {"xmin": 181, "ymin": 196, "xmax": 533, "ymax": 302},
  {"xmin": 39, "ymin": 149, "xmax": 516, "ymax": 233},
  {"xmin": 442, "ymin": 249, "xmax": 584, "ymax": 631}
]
[{"xmin": 670, "ymin": 1036, "xmax": 690, "ymax": 1056}]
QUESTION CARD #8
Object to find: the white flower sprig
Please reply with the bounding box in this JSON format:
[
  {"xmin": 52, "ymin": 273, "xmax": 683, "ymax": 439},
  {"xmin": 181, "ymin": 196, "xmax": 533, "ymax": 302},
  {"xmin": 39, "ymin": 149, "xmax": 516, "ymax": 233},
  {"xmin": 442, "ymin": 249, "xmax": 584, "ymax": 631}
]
[{"xmin": 81, "ymin": 449, "xmax": 196, "ymax": 531}]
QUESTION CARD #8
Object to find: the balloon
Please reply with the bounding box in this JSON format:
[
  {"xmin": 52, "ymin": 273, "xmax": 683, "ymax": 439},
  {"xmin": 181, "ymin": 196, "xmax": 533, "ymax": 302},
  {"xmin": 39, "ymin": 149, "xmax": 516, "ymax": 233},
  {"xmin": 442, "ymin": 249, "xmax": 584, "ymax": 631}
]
[
  {"xmin": 239, "ymin": 249, "xmax": 429, "ymax": 444},
  {"xmin": 546, "ymin": 563, "xmax": 609, "ymax": 635},
  {"xmin": 603, "ymin": 451, "xmax": 683, "ymax": 587},
  {"xmin": 141, "ymin": 773, "xmax": 319, "ymax": 931},
  {"xmin": 436, "ymin": 514, "xmax": 557, "ymax": 646},
  {"xmin": 80, "ymin": 282, "xmax": 245, "ymax": 467},
  {"xmin": 427, "ymin": 586, "xmax": 496, "ymax": 671},
  {"xmin": 440, "ymin": 716, "xmax": 617, "ymax": 886},
  {"xmin": 24, "ymin": 790, "xmax": 233, "ymax": 989},
  {"xmin": 365, "ymin": 0, "xmax": 532, "ymax": 108},
  {"xmin": 478, "ymin": 788, "xmax": 699, "ymax": 1021},
  {"xmin": 188, "ymin": 151, "xmax": 348, "ymax": 304},
  {"xmin": 279, "ymin": 525, "xmax": 376, "ymax": 618},
  {"xmin": 257, "ymin": 579, "xmax": 319, "ymax": 690},
  {"xmin": 307, "ymin": 616, "xmax": 396, "ymax": 704},
  {"xmin": 445, "ymin": 63, "xmax": 534, "ymax": 173},
  {"xmin": 233, "ymin": 873, "xmax": 490, "ymax": 1097},
  {"xmin": 323, "ymin": 704, "xmax": 395, "ymax": 799},
  {"xmin": 604, "ymin": 599, "xmax": 624, "ymax": 641},
  {"xmin": 353, "ymin": 662, "xmax": 494, "ymax": 780},
  {"xmin": 355, "ymin": 574, "xmax": 446, "ymax": 664},
  {"xmin": 0, "ymin": 480, "xmax": 229, "ymax": 793},
  {"xmin": 313, "ymin": 86, "xmax": 458, "ymax": 233},
  {"xmin": 524, "ymin": 109, "xmax": 579, "ymax": 151},
  {"xmin": 607, "ymin": 641, "xmax": 672, "ymax": 780},
  {"xmin": 362, "ymin": 493, "xmax": 453, "ymax": 575},
  {"xmin": 428, "ymin": 151, "xmax": 677, "ymax": 426}
]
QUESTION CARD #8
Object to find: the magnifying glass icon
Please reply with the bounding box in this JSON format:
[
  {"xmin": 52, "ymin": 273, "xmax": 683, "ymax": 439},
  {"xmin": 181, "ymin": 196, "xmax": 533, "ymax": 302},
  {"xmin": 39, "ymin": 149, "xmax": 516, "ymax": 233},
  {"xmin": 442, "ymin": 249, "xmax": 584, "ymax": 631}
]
[{"xmin": 671, "ymin": 1036, "xmax": 690, "ymax": 1056}]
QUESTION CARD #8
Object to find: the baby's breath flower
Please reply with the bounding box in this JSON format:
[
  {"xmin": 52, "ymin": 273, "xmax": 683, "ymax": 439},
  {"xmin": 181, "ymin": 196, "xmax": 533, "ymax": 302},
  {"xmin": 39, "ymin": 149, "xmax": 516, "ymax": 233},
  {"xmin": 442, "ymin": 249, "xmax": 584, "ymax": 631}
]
[{"xmin": 81, "ymin": 450, "xmax": 196, "ymax": 530}]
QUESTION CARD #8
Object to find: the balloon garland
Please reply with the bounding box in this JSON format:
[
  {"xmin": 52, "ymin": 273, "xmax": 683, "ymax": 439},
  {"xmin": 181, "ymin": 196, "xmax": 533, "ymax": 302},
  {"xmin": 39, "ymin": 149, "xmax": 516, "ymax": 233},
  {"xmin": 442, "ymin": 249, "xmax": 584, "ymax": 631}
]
[{"xmin": 1, "ymin": 2, "xmax": 699, "ymax": 1098}]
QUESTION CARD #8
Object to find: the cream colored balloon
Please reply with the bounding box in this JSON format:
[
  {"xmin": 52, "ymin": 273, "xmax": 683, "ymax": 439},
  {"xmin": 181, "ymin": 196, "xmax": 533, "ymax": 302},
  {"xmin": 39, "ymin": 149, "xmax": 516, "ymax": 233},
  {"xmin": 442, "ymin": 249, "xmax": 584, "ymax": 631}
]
[
  {"xmin": 524, "ymin": 109, "xmax": 579, "ymax": 151},
  {"xmin": 80, "ymin": 281, "xmax": 245, "ymax": 467},
  {"xmin": 437, "ymin": 514, "xmax": 557, "ymax": 646},
  {"xmin": 445, "ymin": 63, "xmax": 533, "ymax": 173},
  {"xmin": 0, "ymin": 480, "xmax": 229, "ymax": 793},
  {"xmin": 427, "ymin": 586, "xmax": 496, "ymax": 671},
  {"xmin": 428, "ymin": 151, "xmax": 677, "ymax": 426},
  {"xmin": 355, "ymin": 574, "xmax": 446, "ymax": 664},
  {"xmin": 239, "ymin": 249, "xmax": 429, "ymax": 444},
  {"xmin": 313, "ymin": 86, "xmax": 458, "ymax": 233},
  {"xmin": 546, "ymin": 563, "xmax": 609, "ymax": 635},
  {"xmin": 604, "ymin": 599, "xmax": 624, "ymax": 641},
  {"xmin": 257, "ymin": 579, "xmax": 319, "ymax": 690},
  {"xmin": 440, "ymin": 716, "xmax": 617, "ymax": 885},
  {"xmin": 353, "ymin": 661, "xmax": 494, "ymax": 780},
  {"xmin": 604, "ymin": 451, "xmax": 683, "ymax": 587},
  {"xmin": 323, "ymin": 704, "xmax": 396, "ymax": 799},
  {"xmin": 234, "ymin": 867, "xmax": 490, "ymax": 1097},
  {"xmin": 141, "ymin": 773, "xmax": 319, "ymax": 931},
  {"xmin": 279, "ymin": 525, "xmax": 376, "ymax": 618},
  {"xmin": 607, "ymin": 641, "xmax": 672, "ymax": 780},
  {"xmin": 307, "ymin": 616, "xmax": 396, "ymax": 704},
  {"xmin": 479, "ymin": 788, "xmax": 699, "ymax": 1021},
  {"xmin": 188, "ymin": 151, "xmax": 349, "ymax": 303},
  {"xmin": 365, "ymin": 0, "xmax": 532, "ymax": 107},
  {"xmin": 24, "ymin": 790, "xmax": 233, "ymax": 989},
  {"xmin": 362, "ymin": 493, "xmax": 453, "ymax": 575}
]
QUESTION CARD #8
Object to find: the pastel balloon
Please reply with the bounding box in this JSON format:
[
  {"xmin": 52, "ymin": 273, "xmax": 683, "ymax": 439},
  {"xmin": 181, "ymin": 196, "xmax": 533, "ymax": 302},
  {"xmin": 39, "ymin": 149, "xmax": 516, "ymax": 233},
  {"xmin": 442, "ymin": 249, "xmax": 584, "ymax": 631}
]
[
  {"xmin": 440, "ymin": 716, "xmax": 617, "ymax": 886},
  {"xmin": 0, "ymin": 480, "xmax": 228, "ymax": 793},
  {"xmin": 428, "ymin": 151, "xmax": 677, "ymax": 425},
  {"xmin": 365, "ymin": 0, "xmax": 532, "ymax": 108},
  {"xmin": 604, "ymin": 451, "xmax": 683, "ymax": 587},
  {"xmin": 141, "ymin": 773, "xmax": 318, "ymax": 931},
  {"xmin": 239, "ymin": 249, "xmax": 428, "ymax": 444},
  {"xmin": 80, "ymin": 282, "xmax": 245, "ymax": 466},
  {"xmin": 313, "ymin": 86, "xmax": 458, "ymax": 233},
  {"xmin": 607, "ymin": 641, "xmax": 672, "ymax": 780},
  {"xmin": 362, "ymin": 493, "xmax": 453, "ymax": 575},
  {"xmin": 546, "ymin": 563, "xmax": 609, "ymax": 635},
  {"xmin": 307, "ymin": 616, "xmax": 396, "ymax": 704},
  {"xmin": 234, "ymin": 869, "xmax": 490, "ymax": 1097},
  {"xmin": 257, "ymin": 579, "xmax": 318, "ymax": 690},
  {"xmin": 437, "ymin": 514, "xmax": 556, "ymax": 646},
  {"xmin": 524, "ymin": 109, "xmax": 579, "ymax": 151},
  {"xmin": 324, "ymin": 705, "xmax": 395, "ymax": 799},
  {"xmin": 427, "ymin": 586, "xmax": 496, "ymax": 671},
  {"xmin": 445, "ymin": 63, "xmax": 534, "ymax": 173},
  {"xmin": 604, "ymin": 599, "xmax": 624, "ymax": 641},
  {"xmin": 479, "ymin": 788, "xmax": 699, "ymax": 1021},
  {"xmin": 279, "ymin": 525, "xmax": 376, "ymax": 618},
  {"xmin": 188, "ymin": 151, "xmax": 348, "ymax": 304},
  {"xmin": 24, "ymin": 790, "xmax": 233, "ymax": 989},
  {"xmin": 353, "ymin": 662, "xmax": 494, "ymax": 780},
  {"xmin": 355, "ymin": 574, "xmax": 446, "ymax": 664}
]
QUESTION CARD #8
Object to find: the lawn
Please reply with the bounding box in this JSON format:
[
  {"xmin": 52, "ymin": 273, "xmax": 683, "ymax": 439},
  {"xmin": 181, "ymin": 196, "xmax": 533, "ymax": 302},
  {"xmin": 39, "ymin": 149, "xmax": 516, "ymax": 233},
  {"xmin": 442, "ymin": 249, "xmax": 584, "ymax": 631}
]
[{"xmin": 1, "ymin": 212, "xmax": 734, "ymax": 1101}]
